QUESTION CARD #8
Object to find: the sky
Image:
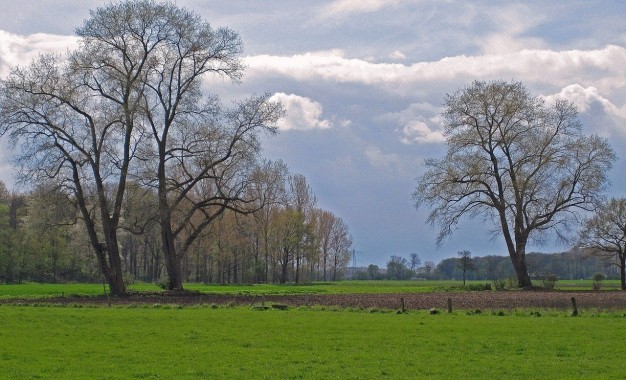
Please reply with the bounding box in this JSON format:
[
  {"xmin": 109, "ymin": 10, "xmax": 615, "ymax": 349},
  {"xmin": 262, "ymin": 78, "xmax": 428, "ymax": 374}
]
[{"xmin": 1, "ymin": 0, "xmax": 626, "ymax": 266}]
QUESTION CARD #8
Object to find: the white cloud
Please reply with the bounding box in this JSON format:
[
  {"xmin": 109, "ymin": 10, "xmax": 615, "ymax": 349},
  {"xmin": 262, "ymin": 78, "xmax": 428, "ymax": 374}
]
[
  {"xmin": 269, "ymin": 92, "xmax": 333, "ymax": 131},
  {"xmin": 0, "ymin": 30, "xmax": 78, "ymax": 77},
  {"xmin": 246, "ymin": 45, "xmax": 626, "ymax": 91},
  {"xmin": 381, "ymin": 102, "xmax": 445, "ymax": 144},
  {"xmin": 544, "ymin": 84, "xmax": 618, "ymax": 113},
  {"xmin": 543, "ymin": 83, "xmax": 626, "ymax": 132},
  {"xmin": 389, "ymin": 50, "xmax": 406, "ymax": 60},
  {"xmin": 400, "ymin": 121, "xmax": 445, "ymax": 144},
  {"xmin": 320, "ymin": 0, "xmax": 404, "ymax": 18}
]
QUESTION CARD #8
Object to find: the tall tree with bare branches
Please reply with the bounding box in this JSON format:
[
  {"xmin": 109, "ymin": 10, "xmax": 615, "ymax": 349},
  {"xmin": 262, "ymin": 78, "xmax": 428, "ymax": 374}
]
[{"xmin": 414, "ymin": 80, "xmax": 615, "ymax": 287}]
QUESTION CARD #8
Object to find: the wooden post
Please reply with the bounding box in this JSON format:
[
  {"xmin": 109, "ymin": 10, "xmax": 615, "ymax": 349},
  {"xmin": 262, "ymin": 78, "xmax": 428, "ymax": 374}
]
[
  {"xmin": 400, "ymin": 297, "xmax": 405, "ymax": 313},
  {"xmin": 447, "ymin": 298, "xmax": 452, "ymax": 313},
  {"xmin": 571, "ymin": 297, "xmax": 578, "ymax": 316}
]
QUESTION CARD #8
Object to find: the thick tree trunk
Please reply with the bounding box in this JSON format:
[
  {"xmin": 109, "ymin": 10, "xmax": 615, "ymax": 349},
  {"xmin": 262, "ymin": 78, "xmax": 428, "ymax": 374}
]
[
  {"xmin": 509, "ymin": 250, "xmax": 532, "ymax": 287},
  {"xmin": 498, "ymin": 210, "xmax": 532, "ymax": 288},
  {"xmin": 157, "ymin": 147, "xmax": 185, "ymax": 291},
  {"xmin": 104, "ymin": 228, "xmax": 127, "ymax": 296},
  {"xmin": 161, "ymin": 221, "xmax": 183, "ymax": 290},
  {"xmin": 74, "ymin": 178, "xmax": 126, "ymax": 296}
]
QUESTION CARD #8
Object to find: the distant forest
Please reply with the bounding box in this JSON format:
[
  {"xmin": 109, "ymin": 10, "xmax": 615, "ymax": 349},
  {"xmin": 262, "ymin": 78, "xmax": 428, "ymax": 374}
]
[
  {"xmin": 353, "ymin": 250, "xmax": 621, "ymax": 283},
  {"xmin": 433, "ymin": 251, "xmax": 619, "ymax": 281}
]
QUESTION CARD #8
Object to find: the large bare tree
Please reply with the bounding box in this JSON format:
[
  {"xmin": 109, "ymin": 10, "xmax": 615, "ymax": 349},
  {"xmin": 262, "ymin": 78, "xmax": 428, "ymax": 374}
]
[
  {"xmin": 414, "ymin": 80, "xmax": 615, "ymax": 287},
  {"xmin": 578, "ymin": 198, "xmax": 626, "ymax": 290},
  {"xmin": 0, "ymin": 1, "xmax": 154, "ymax": 294},
  {"xmin": 104, "ymin": 1, "xmax": 283, "ymax": 290}
]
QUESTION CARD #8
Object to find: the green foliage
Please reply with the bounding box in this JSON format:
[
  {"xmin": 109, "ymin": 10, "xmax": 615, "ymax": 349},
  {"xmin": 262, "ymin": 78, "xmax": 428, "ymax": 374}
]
[
  {"xmin": 592, "ymin": 273, "xmax": 606, "ymax": 290},
  {"xmin": 542, "ymin": 274, "xmax": 558, "ymax": 290},
  {"xmin": 1, "ymin": 306, "xmax": 625, "ymax": 379},
  {"xmin": 386, "ymin": 256, "xmax": 413, "ymax": 280}
]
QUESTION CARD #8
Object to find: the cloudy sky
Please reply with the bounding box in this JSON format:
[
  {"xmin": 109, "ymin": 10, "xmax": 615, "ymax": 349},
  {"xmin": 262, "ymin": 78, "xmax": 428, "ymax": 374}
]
[{"xmin": 1, "ymin": 0, "xmax": 626, "ymax": 266}]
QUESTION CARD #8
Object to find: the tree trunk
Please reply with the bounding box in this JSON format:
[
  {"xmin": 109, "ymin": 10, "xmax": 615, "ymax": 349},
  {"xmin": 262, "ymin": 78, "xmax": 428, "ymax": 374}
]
[
  {"xmin": 499, "ymin": 211, "xmax": 532, "ymax": 288},
  {"xmin": 280, "ymin": 247, "xmax": 289, "ymax": 284},
  {"xmin": 159, "ymin": 204, "xmax": 183, "ymax": 290},
  {"xmin": 509, "ymin": 251, "xmax": 532, "ymax": 287},
  {"xmin": 323, "ymin": 251, "xmax": 327, "ymax": 282},
  {"xmin": 74, "ymin": 184, "xmax": 126, "ymax": 296},
  {"xmin": 157, "ymin": 148, "xmax": 185, "ymax": 291},
  {"xmin": 295, "ymin": 252, "xmax": 300, "ymax": 285},
  {"xmin": 162, "ymin": 223, "xmax": 183, "ymax": 290},
  {"xmin": 103, "ymin": 225, "xmax": 127, "ymax": 296},
  {"xmin": 619, "ymin": 254, "xmax": 626, "ymax": 290}
]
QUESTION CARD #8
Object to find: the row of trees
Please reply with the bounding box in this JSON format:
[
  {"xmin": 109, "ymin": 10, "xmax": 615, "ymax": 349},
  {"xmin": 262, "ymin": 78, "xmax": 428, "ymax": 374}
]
[
  {"xmin": 0, "ymin": 1, "xmax": 353, "ymax": 294},
  {"xmin": 354, "ymin": 249, "xmax": 622, "ymax": 285},
  {"xmin": 435, "ymin": 250, "xmax": 622, "ymax": 284},
  {"xmin": 0, "ymin": 171, "xmax": 353, "ymax": 286}
]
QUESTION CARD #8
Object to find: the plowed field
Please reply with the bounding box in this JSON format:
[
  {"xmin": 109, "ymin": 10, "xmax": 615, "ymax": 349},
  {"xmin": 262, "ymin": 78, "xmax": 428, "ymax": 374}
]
[{"xmin": 5, "ymin": 290, "xmax": 626, "ymax": 310}]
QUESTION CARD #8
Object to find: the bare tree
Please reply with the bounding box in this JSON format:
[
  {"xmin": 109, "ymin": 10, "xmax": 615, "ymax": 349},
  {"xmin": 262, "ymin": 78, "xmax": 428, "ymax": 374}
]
[
  {"xmin": 409, "ymin": 253, "xmax": 421, "ymax": 273},
  {"xmin": 328, "ymin": 215, "xmax": 352, "ymax": 281},
  {"xmin": 457, "ymin": 250, "xmax": 475, "ymax": 286},
  {"xmin": 578, "ymin": 198, "xmax": 626, "ymax": 290},
  {"xmin": 107, "ymin": 0, "xmax": 284, "ymax": 290},
  {"xmin": 0, "ymin": 2, "xmax": 153, "ymax": 294},
  {"xmin": 247, "ymin": 160, "xmax": 289, "ymax": 282},
  {"xmin": 314, "ymin": 209, "xmax": 335, "ymax": 281},
  {"xmin": 414, "ymin": 80, "xmax": 615, "ymax": 287},
  {"xmin": 269, "ymin": 208, "xmax": 309, "ymax": 284}
]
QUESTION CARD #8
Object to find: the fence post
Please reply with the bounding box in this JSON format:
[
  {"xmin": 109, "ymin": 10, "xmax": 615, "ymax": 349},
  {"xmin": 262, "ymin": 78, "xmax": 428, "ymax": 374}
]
[
  {"xmin": 571, "ymin": 297, "xmax": 578, "ymax": 316},
  {"xmin": 447, "ymin": 298, "xmax": 452, "ymax": 313}
]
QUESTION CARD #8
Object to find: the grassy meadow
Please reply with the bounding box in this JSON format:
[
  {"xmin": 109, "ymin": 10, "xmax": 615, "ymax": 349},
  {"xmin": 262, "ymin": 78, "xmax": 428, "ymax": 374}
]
[
  {"xmin": 0, "ymin": 279, "xmax": 621, "ymax": 299},
  {"xmin": 0, "ymin": 304, "xmax": 625, "ymax": 379},
  {"xmin": 1, "ymin": 282, "xmax": 625, "ymax": 378}
]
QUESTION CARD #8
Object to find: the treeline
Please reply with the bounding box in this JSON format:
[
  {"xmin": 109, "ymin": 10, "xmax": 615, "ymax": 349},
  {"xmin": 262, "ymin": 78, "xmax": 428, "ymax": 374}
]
[
  {"xmin": 352, "ymin": 250, "xmax": 620, "ymax": 282},
  {"xmin": 435, "ymin": 251, "xmax": 620, "ymax": 282},
  {"xmin": 0, "ymin": 174, "xmax": 353, "ymax": 286}
]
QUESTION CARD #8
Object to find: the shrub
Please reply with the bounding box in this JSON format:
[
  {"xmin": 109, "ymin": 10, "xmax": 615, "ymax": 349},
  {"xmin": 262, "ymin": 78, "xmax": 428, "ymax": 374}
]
[
  {"xmin": 492, "ymin": 279, "xmax": 506, "ymax": 291},
  {"xmin": 542, "ymin": 274, "xmax": 558, "ymax": 290},
  {"xmin": 592, "ymin": 273, "xmax": 605, "ymax": 290}
]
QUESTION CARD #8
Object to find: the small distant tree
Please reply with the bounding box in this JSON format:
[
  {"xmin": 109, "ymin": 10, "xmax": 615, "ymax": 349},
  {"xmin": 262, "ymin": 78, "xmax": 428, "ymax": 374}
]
[
  {"xmin": 592, "ymin": 272, "xmax": 605, "ymax": 290},
  {"xmin": 409, "ymin": 253, "xmax": 421, "ymax": 273},
  {"xmin": 367, "ymin": 264, "xmax": 380, "ymax": 280},
  {"xmin": 422, "ymin": 261, "xmax": 435, "ymax": 277},
  {"xmin": 457, "ymin": 250, "xmax": 476, "ymax": 286},
  {"xmin": 387, "ymin": 256, "xmax": 412, "ymax": 280}
]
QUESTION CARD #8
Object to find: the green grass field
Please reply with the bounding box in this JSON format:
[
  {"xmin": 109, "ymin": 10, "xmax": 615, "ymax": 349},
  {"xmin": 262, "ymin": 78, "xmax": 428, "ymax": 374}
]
[
  {"xmin": 0, "ymin": 279, "xmax": 622, "ymax": 299},
  {"xmin": 1, "ymin": 304, "xmax": 625, "ymax": 379}
]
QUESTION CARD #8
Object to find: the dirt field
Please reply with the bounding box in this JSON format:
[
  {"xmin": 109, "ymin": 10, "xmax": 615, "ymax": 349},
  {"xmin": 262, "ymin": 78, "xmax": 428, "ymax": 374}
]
[{"xmin": 5, "ymin": 290, "xmax": 626, "ymax": 311}]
